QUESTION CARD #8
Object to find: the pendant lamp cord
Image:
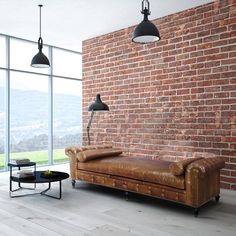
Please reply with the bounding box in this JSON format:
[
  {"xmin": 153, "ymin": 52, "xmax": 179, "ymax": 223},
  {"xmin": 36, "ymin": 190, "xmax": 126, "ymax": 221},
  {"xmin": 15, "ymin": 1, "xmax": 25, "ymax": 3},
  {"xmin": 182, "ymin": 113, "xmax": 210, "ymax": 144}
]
[
  {"xmin": 39, "ymin": 5, "xmax": 42, "ymax": 38},
  {"xmin": 38, "ymin": 4, "xmax": 43, "ymax": 51}
]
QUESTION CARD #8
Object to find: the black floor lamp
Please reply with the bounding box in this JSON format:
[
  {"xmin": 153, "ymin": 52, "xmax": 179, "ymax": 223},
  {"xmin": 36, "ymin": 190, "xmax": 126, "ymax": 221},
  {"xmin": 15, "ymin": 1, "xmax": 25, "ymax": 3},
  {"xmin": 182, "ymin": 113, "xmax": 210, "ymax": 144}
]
[{"xmin": 87, "ymin": 94, "xmax": 109, "ymax": 145}]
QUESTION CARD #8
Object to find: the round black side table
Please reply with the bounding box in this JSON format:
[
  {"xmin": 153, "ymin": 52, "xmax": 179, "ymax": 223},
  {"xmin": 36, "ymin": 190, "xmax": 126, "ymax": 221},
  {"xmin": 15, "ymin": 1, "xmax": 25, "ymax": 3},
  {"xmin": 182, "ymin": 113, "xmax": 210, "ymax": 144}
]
[
  {"xmin": 8, "ymin": 164, "xmax": 69, "ymax": 199},
  {"xmin": 8, "ymin": 161, "xmax": 37, "ymax": 195}
]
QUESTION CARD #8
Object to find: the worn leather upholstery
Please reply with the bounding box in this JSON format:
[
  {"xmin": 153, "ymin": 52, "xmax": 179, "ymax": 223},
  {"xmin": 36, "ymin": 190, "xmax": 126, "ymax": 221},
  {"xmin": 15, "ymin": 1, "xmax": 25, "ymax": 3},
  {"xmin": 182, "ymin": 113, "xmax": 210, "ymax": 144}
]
[
  {"xmin": 65, "ymin": 144, "xmax": 112, "ymax": 155},
  {"xmin": 169, "ymin": 157, "xmax": 203, "ymax": 176},
  {"xmin": 185, "ymin": 157, "xmax": 225, "ymax": 207},
  {"xmin": 77, "ymin": 148, "xmax": 122, "ymax": 162},
  {"xmin": 78, "ymin": 156, "xmax": 185, "ymax": 189},
  {"xmin": 65, "ymin": 145, "xmax": 112, "ymax": 179},
  {"xmin": 65, "ymin": 146, "xmax": 225, "ymax": 208}
]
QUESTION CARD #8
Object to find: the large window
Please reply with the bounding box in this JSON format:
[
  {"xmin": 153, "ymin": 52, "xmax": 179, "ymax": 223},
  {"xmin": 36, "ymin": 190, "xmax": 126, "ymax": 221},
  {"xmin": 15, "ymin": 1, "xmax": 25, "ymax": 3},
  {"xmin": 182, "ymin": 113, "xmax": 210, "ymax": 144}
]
[
  {"xmin": 53, "ymin": 48, "xmax": 82, "ymax": 78},
  {"xmin": 10, "ymin": 72, "xmax": 49, "ymax": 165},
  {"xmin": 0, "ymin": 36, "xmax": 6, "ymax": 68},
  {"xmin": 53, "ymin": 78, "xmax": 82, "ymax": 163},
  {"xmin": 0, "ymin": 34, "xmax": 82, "ymax": 171},
  {"xmin": 0, "ymin": 71, "xmax": 6, "ymax": 170}
]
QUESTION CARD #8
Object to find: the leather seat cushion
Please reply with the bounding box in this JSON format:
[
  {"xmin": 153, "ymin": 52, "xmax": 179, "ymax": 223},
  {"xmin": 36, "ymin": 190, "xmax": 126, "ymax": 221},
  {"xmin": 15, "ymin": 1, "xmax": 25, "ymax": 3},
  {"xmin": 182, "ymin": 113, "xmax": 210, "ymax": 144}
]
[{"xmin": 77, "ymin": 156, "xmax": 185, "ymax": 189}]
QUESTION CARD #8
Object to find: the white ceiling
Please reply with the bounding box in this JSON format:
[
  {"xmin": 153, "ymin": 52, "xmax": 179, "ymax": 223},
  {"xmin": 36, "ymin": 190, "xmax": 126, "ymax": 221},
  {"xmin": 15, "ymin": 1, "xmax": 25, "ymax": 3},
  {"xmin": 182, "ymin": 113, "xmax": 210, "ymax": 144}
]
[{"xmin": 0, "ymin": 0, "xmax": 212, "ymax": 52}]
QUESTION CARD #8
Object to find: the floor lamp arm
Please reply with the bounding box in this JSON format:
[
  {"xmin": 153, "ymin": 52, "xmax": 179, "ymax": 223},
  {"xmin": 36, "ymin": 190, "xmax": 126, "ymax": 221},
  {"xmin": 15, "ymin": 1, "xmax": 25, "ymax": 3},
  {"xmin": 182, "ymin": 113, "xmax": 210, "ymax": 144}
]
[{"xmin": 87, "ymin": 111, "xmax": 95, "ymax": 145}]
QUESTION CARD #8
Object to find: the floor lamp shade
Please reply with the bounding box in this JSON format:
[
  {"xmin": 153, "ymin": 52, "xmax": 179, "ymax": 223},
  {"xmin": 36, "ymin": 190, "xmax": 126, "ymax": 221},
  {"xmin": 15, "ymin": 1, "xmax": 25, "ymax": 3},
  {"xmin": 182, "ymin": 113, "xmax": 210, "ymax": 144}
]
[
  {"xmin": 88, "ymin": 94, "xmax": 109, "ymax": 111},
  {"xmin": 87, "ymin": 94, "xmax": 109, "ymax": 145}
]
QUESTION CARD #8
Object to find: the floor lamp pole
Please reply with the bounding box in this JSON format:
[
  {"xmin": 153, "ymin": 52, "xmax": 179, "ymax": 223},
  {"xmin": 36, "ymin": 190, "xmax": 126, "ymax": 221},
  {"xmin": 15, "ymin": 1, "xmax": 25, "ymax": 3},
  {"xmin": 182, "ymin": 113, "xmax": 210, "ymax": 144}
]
[{"xmin": 87, "ymin": 111, "xmax": 95, "ymax": 145}]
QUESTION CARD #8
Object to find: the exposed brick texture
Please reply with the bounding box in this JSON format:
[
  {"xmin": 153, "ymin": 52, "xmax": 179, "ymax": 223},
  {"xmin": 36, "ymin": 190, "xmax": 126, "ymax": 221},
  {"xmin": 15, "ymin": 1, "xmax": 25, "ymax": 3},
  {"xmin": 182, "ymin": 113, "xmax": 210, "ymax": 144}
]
[{"xmin": 82, "ymin": 0, "xmax": 236, "ymax": 190}]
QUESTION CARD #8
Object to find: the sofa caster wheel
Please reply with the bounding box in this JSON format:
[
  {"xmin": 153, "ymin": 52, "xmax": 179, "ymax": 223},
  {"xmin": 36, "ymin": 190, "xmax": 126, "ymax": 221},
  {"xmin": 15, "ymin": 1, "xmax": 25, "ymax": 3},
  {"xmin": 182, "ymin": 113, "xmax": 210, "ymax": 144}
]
[
  {"xmin": 215, "ymin": 195, "xmax": 220, "ymax": 202},
  {"xmin": 194, "ymin": 208, "xmax": 199, "ymax": 217},
  {"xmin": 71, "ymin": 180, "xmax": 76, "ymax": 188},
  {"xmin": 124, "ymin": 191, "xmax": 129, "ymax": 201}
]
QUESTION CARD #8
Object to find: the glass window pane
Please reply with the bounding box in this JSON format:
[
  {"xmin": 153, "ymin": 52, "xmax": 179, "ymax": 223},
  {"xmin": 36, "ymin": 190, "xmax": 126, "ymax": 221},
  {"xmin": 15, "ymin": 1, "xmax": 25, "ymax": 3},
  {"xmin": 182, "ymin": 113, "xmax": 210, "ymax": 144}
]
[
  {"xmin": 1, "ymin": 34, "xmax": 82, "ymax": 170},
  {"xmin": 0, "ymin": 70, "xmax": 6, "ymax": 170},
  {"xmin": 53, "ymin": 48, "xmax": 82, "ymax": 78},
  {"xmin": 10, "ymin": 71, "xmax": 49, "ymax": 165},
  {"xmin": 10, "ymin": 38, "xmax": 49, "ymax": 74},
  {"xmin": 53, "ymin": 78, "xmax": 82, "ymax": 164},
  {"xmin": 0, "ymin": 36, "xmax": 6, "ymax": 68}
]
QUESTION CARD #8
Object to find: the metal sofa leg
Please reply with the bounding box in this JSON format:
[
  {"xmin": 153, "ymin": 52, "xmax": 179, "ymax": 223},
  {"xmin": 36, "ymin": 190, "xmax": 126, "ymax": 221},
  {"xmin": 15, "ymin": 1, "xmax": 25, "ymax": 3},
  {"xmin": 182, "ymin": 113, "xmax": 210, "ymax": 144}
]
[
  {"xmin": 124, "ymin": 191, "xmax": 129, "ymax": 201},
  {"xmin": 71, "ymin": 180, "xmax": 76, "ymax": 188},
  {"xmin": 194, "ymin": 208, "xmax": 199, "ymax": 217},
  {"xmin": 215, "ymin": 195, "xmax": 220, "ymax": 202}
]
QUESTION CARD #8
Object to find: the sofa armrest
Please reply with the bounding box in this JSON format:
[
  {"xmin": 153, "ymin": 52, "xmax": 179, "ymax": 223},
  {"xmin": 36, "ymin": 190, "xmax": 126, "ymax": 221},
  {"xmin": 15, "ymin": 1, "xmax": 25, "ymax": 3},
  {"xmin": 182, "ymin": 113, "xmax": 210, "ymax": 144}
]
[
  {"xmin": 65, "ymin": 146, "xmax": 81, "ymax": 157},
  {"xmin": 185, "ymin": 157, "xmax": 225, "ymax": 207},
  {"xmin": 186, "ymin": 157, "xmax": 225, "ymax": 178},
  {"xmin": 65, "ymin": 146, "xmax": 80, "ymax": 180},
  {"xmin": 65, "ymin": 144, "xmax": 114, "ymax": 180}
]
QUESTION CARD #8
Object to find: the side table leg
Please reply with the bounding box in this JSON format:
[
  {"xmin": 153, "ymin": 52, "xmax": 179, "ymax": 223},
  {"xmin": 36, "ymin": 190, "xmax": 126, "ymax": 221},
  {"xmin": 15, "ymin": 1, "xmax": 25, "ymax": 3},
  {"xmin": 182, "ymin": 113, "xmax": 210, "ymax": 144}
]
[
  {"xmin": 9, "ymin": 178, "xmax": 12, "ymax": 197},
  {"xmin": 41, "ymin": 181, "xmax": 62, "ymax": 199},
  {"xmin": 9, "ymin": 167, "xmax": 13, "ymax": 197},
  {"xmin": 9, "ymin": 169, "xmax": 12, "ymax": 191},
  {"xmin": 18, "ymin": 166, "xmax": 21, "ymax": 188},
  {"xmin": 34, "ymin": 165, "xmax": 36, "ymax": 189},
  {"xmin": 59, "ymin": 181, "xmax": 62, "ymax": 199}
]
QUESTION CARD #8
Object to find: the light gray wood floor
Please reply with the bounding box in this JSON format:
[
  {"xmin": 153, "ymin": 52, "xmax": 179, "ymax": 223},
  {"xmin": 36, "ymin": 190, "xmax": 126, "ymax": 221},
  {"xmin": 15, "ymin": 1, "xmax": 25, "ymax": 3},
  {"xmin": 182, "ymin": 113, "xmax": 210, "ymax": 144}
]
[{"xmin": 0, "ymin": 163, "xmax": 236, "ymax": 236}]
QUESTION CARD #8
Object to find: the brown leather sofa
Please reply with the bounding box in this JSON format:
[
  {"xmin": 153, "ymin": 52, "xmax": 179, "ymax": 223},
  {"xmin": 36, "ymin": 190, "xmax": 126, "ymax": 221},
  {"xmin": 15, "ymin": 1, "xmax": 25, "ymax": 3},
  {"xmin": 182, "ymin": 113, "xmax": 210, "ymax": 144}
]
[{"xmin": 65, "ymin": 145, "xmax": 225, "ymax": 216}]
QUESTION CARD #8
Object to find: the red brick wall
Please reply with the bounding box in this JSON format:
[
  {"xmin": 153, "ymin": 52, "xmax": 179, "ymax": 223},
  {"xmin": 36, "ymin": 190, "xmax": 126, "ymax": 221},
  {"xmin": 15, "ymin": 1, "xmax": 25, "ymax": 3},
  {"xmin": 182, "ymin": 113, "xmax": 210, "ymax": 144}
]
[{"xmin": 82, "ymin": 0, "xmax": 236, "ymax": 190}]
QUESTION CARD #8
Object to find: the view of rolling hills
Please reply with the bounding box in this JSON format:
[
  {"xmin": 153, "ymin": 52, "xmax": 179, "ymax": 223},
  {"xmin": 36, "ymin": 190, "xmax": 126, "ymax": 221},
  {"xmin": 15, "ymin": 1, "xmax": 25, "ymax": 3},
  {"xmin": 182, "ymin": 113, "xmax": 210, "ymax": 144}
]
[{"xmin": 0, "ymin": 87, "xmax": 82, "ymax": 155}]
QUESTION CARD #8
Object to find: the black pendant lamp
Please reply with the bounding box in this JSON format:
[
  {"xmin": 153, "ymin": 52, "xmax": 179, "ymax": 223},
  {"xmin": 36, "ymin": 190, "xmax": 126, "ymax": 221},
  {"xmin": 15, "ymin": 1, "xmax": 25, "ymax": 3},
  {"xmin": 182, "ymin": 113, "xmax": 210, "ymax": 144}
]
[
  {"xmin": 132, "ymin": 0, "xmax": 160, "ymax": 44},
  {"xmin": 31, "ymin": 5, "xmax": 50, "ymax": 68}
]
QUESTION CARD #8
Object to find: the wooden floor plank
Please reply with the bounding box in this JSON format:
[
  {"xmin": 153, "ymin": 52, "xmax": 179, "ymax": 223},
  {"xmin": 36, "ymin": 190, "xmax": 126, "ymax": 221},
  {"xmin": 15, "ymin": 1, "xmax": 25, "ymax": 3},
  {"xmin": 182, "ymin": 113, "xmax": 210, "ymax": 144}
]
[
  {"xmin": 0, "ymin": 221, "xmax": 26, "ymax": 236},
  {"xmin": 0, "ymin": 164, "xmax": 235, "ymax": 236},
  {"xmin": 2, "ymin": 216, "xmax": 62, "ymax": 236}
]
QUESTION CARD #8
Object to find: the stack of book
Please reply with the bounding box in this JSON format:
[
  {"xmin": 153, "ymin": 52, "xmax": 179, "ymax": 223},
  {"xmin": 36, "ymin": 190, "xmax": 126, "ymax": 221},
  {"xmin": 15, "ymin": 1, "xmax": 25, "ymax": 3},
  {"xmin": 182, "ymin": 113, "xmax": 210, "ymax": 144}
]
[
  {"xmin": 10, "ymin": 158, "xmax": 30, "ymax": 165},
  {"xmin": 13, "ymin": 169, "xmax": 35, "ymax": 179}
]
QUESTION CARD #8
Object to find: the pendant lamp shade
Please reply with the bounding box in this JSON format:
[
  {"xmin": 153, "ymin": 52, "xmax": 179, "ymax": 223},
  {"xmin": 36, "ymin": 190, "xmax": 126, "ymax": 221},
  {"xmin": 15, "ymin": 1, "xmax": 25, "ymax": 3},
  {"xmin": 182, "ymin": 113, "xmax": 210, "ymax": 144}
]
[
  {"xmin": 31, "ymin": 51, "xmax": 50, "ymax": 68},
  {"xmin": 31, "ymin": 38, "xmax": 50, "ymax": 68},
  {"xmin": 132, "ymin": 19, "xmax": 160, "ymax": 44},
  {"xmin": 31, "ymin": 5, "xmax": 50, "ymax": 68},
  {"xmin": 132, "ymin": 0, "xmax": 160, "ymax": 44}
]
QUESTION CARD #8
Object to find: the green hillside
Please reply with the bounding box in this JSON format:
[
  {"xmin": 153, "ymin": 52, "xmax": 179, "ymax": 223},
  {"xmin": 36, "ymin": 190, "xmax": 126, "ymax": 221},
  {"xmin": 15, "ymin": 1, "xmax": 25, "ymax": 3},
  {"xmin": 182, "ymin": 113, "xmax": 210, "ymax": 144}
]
[{"xmin": 0, "ymin": 149, "xmax": 68, "ymax": 169}]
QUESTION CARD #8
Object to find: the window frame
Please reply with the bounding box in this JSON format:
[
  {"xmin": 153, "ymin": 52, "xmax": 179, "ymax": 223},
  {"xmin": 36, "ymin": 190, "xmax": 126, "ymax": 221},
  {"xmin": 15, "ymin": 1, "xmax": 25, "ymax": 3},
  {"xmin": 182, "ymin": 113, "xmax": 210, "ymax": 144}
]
[{"xmin": 0, "ymin": 33, "xmax": 82, "ymax": 171}]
